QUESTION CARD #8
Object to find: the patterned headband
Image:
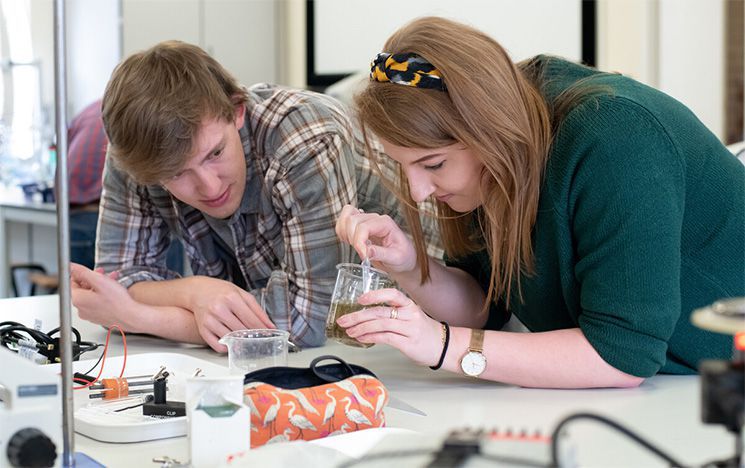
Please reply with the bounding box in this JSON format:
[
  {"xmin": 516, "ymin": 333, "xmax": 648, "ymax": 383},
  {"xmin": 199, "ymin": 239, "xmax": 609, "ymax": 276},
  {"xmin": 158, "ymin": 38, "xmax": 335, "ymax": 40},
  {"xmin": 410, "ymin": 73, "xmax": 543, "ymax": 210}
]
[{"xmin": 370, "ymin": 52, "xmax": 447, "ymax": 91}]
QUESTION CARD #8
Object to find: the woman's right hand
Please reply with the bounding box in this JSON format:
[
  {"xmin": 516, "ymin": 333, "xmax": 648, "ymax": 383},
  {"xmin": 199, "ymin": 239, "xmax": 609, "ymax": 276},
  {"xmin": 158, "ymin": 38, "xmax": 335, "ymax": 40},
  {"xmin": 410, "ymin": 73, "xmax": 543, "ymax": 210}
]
[{"xmin": 335, "ymin": 204, "xmax": 418, "ymax": 274}]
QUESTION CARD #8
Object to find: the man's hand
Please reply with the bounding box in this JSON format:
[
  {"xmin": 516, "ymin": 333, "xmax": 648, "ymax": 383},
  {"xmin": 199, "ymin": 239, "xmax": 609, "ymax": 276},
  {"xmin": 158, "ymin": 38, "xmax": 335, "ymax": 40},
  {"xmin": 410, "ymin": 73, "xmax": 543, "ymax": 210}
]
[
  {"xmin": 186, "ymin": 277, "xmax": 275, "ymax": 351},
  {"xmin": 70, "ymin": 263, "xmax": 137, "ymax": 330}
]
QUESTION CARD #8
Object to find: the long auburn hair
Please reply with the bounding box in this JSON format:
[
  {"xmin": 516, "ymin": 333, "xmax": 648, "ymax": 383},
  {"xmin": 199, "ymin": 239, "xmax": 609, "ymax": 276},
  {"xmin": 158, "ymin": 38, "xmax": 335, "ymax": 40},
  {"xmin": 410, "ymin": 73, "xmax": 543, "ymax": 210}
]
[{"xmin": 355, "ymin": 16, "xmax": 606, "ymax": 310}]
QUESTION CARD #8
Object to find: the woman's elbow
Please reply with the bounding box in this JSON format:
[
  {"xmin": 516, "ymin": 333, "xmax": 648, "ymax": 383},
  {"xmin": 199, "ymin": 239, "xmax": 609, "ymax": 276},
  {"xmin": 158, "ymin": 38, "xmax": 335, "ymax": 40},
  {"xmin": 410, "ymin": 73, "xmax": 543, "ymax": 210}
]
[{"xmin": 614, "ymin": 374, "xmax": 645, "ymax": 388}]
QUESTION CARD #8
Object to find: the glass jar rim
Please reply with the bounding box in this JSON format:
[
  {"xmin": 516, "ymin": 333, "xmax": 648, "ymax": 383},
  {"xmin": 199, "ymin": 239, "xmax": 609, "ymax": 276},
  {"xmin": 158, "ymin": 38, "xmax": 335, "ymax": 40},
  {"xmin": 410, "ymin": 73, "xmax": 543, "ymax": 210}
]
[{"xmin": 335, "ymin": 262, "xmax": 391, "ymax": 280}]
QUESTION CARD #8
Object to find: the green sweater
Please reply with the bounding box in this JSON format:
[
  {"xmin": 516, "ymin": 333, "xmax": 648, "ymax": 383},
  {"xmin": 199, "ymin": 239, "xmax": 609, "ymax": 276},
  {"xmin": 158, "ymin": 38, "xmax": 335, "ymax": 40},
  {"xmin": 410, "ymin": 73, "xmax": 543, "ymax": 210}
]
[{"xmin": 447, "ymin": 57, "xmax": 744, "ymax": 377}]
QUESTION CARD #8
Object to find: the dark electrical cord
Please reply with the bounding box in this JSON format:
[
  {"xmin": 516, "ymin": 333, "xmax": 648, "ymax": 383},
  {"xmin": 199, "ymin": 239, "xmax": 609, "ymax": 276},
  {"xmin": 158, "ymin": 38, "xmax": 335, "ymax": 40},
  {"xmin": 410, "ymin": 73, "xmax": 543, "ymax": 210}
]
[
  {"xmin": 0, "ymin": 321, "xmax": 100, "ymax": 362},
  {"xmin": 0, "ymin": 321, "xmax": 53, "ymax": 345},
  {"xmin": 114, "ymin": 395, "xmax": 154, "ymax": 413},
  {"xmin": 74, "ymin": 343, "xmax": 101, "ymax": 361},
  {"xmin": 335, "ymin": 411, "xmax": 694, "ymax": 468},
  {"xmin": 80, "ymin": 346, "xmax": 106, "ymax": 375},
  {"xmin": 47, "ymin": 325, "xmax": 82, "ymax": 343},
  {"xmin": 550, "ymin": 412, "xmax": 688, "ymax": 468}
]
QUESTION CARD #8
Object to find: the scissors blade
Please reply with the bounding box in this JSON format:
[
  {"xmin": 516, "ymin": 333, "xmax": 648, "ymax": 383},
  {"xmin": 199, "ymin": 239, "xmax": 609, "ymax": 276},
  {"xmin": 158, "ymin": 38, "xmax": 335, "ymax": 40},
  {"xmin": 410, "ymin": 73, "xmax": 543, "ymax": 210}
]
[{"xmin": 386, "ymin": 395, "xmax": 427, "ymax": 417}]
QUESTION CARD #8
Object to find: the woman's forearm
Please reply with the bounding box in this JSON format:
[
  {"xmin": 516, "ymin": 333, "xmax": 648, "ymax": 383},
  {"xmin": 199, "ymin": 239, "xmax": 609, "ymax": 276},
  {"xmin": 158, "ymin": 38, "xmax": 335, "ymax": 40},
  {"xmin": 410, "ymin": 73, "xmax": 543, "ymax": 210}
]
[
  {"xmin": 440, "ymin": 327, "xmax": 644, "ymax": 388},
  {"xmin": 392, "ymin": 256, "xmax": 489, "ymax": 328}
]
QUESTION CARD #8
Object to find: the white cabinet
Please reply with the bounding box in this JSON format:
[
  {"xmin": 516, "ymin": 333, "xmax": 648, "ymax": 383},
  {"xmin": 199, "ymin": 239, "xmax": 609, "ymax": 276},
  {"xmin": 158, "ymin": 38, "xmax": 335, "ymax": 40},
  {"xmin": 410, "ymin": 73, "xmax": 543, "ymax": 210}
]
[
  {"xmin": 597, "ymin": 0, "xmax": 728, "ymax": 140},
  {"xmin": 122, "ymin": 0, "xmax": 278, "ymax": 87}
]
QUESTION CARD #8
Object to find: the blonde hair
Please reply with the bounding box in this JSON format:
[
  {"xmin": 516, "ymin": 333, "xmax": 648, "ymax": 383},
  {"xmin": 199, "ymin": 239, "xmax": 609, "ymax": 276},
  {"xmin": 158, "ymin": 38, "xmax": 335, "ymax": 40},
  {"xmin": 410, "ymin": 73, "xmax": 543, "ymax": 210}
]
[
  {"xmin": 102, "ymin": 41, "xmax": 248, "ymax": 185},
  {"xmin": 355, "ymin": 17, "xmax": 572, "ymax": 310}
]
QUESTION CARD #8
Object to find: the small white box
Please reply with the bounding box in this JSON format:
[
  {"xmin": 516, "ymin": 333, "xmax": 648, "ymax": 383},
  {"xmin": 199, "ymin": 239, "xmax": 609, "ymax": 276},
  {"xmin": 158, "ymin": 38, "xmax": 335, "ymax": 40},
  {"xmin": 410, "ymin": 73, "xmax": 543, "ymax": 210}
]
[{"xmin": 186, "ymin": 376, "xmax": 250, "ymax": 467}]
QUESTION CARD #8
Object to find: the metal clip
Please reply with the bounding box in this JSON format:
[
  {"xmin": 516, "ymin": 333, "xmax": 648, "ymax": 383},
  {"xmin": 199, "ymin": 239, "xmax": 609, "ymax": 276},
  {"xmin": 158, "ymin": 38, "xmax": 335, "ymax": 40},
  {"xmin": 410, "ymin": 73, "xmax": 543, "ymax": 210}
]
[{"xmin": 152, "ymin": 366, "xmax": 168, "ymax": 380}]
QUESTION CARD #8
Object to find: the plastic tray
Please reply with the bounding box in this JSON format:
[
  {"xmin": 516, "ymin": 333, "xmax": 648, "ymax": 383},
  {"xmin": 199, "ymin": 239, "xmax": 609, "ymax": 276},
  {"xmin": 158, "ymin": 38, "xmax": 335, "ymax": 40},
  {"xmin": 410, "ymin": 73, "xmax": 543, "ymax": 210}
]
[{"xmin": 68, "ymin": 352, "xmax": 230, "ymax": 443}]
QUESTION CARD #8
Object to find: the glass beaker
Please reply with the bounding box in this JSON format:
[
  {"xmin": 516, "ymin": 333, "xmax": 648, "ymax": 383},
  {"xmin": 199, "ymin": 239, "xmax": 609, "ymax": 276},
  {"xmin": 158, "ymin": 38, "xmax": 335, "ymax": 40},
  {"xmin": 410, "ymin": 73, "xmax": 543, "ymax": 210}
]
[
  {"xmin": 218, "ymin": 329, "xmax": 289, "ymax": 375},
  {"xmin": 325, "ymin": 262, "xmax": 396, "ymax": 348}
]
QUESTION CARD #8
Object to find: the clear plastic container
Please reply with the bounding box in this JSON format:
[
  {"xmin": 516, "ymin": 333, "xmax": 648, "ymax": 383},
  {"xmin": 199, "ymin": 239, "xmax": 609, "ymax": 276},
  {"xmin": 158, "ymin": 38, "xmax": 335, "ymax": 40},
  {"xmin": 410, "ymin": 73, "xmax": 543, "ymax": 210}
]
[{"xmin": 218, "ymin": 329, "xmax": 289, "ymax": 374}]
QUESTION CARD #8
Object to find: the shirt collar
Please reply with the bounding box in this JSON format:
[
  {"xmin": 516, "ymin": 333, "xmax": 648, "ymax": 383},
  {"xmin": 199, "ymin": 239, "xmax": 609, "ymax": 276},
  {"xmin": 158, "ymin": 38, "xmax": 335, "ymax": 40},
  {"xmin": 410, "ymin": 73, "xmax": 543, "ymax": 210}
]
[{"xmin": 231, "ymin": 108, "xmax": 260, "ymax": 219}]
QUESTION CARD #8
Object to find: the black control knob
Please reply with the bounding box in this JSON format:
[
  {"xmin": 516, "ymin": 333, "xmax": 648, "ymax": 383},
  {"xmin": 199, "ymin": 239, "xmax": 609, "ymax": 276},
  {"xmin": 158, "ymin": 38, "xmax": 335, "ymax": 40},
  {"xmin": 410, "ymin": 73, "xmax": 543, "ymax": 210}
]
[{"xmin": 6, "ymin": 427, "xmax": 57, "ymax": 468}]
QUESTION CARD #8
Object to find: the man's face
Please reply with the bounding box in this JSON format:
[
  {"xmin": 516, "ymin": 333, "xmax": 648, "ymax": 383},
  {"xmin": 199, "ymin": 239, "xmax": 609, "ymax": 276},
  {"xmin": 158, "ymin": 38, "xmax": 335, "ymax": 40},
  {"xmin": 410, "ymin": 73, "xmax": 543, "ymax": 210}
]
[{"xmin": 162, "ymin": 105, "xmax": 247, "ymax": 219}]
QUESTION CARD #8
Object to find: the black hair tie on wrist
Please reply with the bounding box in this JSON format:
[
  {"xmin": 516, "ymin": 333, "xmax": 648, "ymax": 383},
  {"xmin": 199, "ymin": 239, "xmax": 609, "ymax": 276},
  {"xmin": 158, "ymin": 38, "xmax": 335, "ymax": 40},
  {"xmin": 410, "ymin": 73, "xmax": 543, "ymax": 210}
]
[{"xmin": 429, "ymin": 321, "xmax": 450, "ymax": 370}]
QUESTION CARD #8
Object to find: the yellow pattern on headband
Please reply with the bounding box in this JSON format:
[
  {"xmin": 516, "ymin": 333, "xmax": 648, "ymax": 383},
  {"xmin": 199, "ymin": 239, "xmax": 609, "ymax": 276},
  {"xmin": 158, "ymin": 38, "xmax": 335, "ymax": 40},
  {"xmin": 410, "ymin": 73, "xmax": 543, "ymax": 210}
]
[{"xmin": 370, "ymin": 52, "xmax": 447, "ymax": 91}]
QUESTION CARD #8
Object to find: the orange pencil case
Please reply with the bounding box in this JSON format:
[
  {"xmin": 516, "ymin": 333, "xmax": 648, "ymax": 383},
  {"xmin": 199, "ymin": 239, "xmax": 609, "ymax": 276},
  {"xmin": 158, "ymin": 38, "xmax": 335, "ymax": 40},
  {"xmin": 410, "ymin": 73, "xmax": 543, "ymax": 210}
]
[{"xmin": 243, "ymin": 355, "xmax": 389, "ymax": 447}]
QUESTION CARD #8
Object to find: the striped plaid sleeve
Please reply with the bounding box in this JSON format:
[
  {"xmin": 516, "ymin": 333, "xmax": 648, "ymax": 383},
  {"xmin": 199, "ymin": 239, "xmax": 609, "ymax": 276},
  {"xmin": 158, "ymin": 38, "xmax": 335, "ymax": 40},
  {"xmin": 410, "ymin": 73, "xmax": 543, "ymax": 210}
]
[
  {"xmin": 95, "ymin": 156, "xmax": 180, "ymax": 287},
  {"xmin": 251, "ymin": 100, "xmax": 357, "ymax": 347}
]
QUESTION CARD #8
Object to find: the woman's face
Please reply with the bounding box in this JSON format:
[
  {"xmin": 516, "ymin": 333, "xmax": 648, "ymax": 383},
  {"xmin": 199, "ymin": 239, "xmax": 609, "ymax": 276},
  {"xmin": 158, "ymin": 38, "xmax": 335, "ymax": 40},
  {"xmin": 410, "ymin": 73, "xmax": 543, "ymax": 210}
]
[{"xmin": 379, "ymin": 138, "xmax": 484, "ymax": 213}]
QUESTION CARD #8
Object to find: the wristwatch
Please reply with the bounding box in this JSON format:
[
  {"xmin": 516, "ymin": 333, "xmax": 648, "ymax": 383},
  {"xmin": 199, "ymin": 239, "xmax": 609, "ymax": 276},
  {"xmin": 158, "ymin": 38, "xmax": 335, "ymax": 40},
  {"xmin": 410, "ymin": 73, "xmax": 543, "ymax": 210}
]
[{"xmin": 460, "ymin": 329, "xmax": 487, "ymax": 377}]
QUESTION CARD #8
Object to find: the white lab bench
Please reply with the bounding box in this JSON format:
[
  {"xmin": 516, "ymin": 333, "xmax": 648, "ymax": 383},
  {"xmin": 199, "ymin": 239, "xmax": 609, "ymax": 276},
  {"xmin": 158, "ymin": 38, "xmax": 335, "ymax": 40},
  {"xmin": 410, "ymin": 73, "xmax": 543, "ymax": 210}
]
[{"xmin": 0, "ymin": 295, "xmax": 737, "ymax": 468}]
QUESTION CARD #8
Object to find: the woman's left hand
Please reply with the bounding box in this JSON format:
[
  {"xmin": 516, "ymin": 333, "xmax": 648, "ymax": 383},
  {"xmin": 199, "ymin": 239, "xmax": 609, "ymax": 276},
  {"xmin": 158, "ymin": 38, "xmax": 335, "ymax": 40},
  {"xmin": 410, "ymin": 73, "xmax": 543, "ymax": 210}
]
[{"xmin": 336, "ymin": 288, "xmax": 443, "ymax": 366}]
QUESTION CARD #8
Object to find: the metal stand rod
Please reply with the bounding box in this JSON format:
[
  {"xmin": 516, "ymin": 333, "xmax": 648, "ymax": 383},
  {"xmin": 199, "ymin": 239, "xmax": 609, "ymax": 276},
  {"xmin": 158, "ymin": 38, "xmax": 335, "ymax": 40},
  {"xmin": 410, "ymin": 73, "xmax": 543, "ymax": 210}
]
[{"xmin": 53, "ymin": 0, "xmax": 75, "ymax": 465}]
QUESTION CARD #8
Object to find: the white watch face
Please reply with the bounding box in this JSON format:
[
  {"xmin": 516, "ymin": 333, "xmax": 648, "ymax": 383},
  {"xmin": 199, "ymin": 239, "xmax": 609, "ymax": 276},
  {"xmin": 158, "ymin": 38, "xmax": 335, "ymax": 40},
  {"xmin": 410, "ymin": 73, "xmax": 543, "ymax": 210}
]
[{"xmin": 460, "ymin": 351, "xmax": 487, "ymax": 377}]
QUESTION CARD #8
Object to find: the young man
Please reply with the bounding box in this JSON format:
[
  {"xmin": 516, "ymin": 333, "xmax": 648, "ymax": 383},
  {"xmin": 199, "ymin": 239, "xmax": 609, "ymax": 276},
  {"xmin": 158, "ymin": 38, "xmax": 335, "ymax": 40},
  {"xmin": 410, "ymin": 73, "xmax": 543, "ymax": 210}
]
[{"xmin": 71, "ymin": 41, "xmax": 440, "ymax": 351}]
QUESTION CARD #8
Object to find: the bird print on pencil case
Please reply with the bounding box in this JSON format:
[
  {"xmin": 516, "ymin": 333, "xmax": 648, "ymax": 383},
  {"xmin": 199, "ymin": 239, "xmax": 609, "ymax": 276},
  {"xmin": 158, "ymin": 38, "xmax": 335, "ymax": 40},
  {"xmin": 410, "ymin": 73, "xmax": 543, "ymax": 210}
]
[
  {"xmin": 243, "ymin": 376, "xmax": 388, "ymax": 447},
  {"xmin": 285, "ymin": 401, "xmax": 318, "ymax": 438},
  {"xmin": 341, "ymin": 396, "xmax": 373, "ymax": 431},
  {"xmin": 334, "ymin": 379, "xmax": 374, "ymax": 410}
]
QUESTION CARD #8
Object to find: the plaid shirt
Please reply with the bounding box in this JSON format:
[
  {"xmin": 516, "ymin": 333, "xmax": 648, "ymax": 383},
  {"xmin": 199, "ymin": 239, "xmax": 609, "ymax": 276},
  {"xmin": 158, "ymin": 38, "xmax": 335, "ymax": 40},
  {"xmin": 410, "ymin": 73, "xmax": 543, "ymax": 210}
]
[
  {"xmin": 67, "ymin": 100, "xmax": 107, "ymax": 205},
  {"xmin": 96, "ymin": 84, "xmax": 437, "ymax": 347}
]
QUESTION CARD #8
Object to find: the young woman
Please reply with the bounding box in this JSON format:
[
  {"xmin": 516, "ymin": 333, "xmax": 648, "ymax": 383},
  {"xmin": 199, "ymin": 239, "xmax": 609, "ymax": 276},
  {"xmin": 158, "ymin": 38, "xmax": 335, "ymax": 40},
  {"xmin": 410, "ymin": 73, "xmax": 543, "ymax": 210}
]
[{"xmin": 334, "ymin": 17, "xmax": 744, "ymax": 388}]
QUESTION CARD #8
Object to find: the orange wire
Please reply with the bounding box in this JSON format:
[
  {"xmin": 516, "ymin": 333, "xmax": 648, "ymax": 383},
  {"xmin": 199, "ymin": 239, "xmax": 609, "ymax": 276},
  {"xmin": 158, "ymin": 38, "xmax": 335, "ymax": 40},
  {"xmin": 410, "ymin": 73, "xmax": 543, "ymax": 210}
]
[
  {"xmin": 73, "ymin": 324, "xmax": 128, "ymax": 390},
  {"xmin": 735, "ymin": 332, "xmax": 745, "ymax": 351}
]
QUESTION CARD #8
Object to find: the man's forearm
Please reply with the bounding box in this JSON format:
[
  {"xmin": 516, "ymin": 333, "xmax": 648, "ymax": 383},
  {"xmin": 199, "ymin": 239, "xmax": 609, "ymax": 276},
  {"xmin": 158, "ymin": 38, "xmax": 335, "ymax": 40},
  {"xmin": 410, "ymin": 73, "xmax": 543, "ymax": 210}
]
[
  {"xmin": 129, "ymin": 277, "xmax": 200, "ymax": 310},
  {"xmin": 124, "ymin": 300, "xmax": 205, "ymax": 345}
]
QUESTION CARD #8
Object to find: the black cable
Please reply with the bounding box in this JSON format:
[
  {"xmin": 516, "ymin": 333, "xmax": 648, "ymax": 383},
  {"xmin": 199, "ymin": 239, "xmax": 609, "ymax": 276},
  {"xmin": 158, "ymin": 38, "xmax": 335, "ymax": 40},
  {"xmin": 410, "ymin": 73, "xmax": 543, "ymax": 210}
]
[
  {"xmin": 74, "ymin": 343, "xmax": 101, "ymax": 361},
  {"xmin": 114, "ymin": 395, "xmax": 154, "ymax": 412},
  {"xmin": 0, "ymin": 322, "xmax": 100, "ymax": 362},
  {"xmin": 47, "ymin": 325, "xmax": 82, "ymax": 343},
  {"xmin": 0, "ymin": 320, "xmax": 30, "ymax": 328},
  {"xmin": 3, "ymin": 337, "xmax": 43, "ymax": 352},
  {"xmin": 80, "ymin": 346, "xmax": 106, "ymax": 375},
  {"xmin": 550, "ymin": 412, "xmax": 688, "ymax": 468},
  {"xmin": 1, "ymin": 324, "xmax": 54, "ymax": 345},
  {"xmin": 335, "ymin": 412, "xmax": 695, "ymax": 468}
]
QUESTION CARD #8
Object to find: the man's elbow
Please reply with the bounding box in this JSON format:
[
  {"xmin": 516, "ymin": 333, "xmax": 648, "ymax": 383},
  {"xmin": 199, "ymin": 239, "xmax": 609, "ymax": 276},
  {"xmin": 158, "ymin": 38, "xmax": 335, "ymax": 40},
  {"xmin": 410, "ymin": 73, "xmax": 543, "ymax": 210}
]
[{"xmin": 293, "ymin": 327, "xmax": 327, "ymax": 348}]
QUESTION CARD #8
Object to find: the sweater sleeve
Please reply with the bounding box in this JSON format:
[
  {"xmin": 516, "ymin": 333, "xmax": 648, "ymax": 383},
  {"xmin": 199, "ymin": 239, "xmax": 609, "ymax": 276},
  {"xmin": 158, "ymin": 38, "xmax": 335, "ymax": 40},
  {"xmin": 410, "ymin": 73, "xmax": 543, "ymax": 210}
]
[
  {"xmin": 561, "ymin": 97, "xmax": 686, "ymax": 377},
  {"xmin": 444, "ymin": 250, "xmax": 511, "ymax": 330}
]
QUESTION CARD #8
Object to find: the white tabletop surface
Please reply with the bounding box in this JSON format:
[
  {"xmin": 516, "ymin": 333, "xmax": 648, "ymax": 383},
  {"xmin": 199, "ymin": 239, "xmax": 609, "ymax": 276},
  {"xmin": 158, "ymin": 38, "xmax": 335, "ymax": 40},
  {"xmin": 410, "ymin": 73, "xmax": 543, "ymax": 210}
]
[{"xmin": 0, "ymin": 295, "xmax": 737, "ymax": 467}]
